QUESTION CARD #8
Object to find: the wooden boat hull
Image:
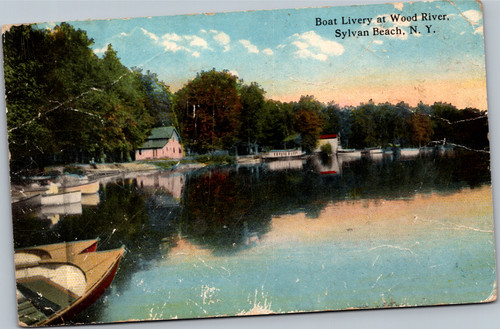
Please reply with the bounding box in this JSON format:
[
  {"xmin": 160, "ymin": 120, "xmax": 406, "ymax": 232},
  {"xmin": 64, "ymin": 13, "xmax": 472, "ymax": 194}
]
[
  {"xmin": 11, "ymin": 194, "xmax": 42, "ymax": 210},
  {"xmin": 15, "ymin": 240, "xmax": 125, "ymax": 326},
  {"xmin": 40, "ymin": 191, "xmax": 81, "ymax": 206},
  {"xmin": 61, "ymin": 181, "xmax": 100, "ymax": 195}
]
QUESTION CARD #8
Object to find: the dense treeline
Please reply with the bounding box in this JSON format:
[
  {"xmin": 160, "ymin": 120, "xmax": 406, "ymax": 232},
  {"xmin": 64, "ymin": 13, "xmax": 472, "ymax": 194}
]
[
  {"xmin": 3, "ymin": 24, "xmax": 171, "ymax": 171},
  {"xmin": 175, "ymin": 73, "xmax": 488, "ymax": 153},
  {"xmin": 3, "ymin": 23, "xmax": 489, "ymax": 171}
]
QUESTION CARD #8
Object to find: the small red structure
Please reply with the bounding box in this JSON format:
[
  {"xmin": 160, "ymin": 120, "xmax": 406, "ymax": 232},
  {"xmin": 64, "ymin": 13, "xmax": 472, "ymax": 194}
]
[{"xmin": 135, "ymin": 126, "xmax": 183, "ymax": 160}]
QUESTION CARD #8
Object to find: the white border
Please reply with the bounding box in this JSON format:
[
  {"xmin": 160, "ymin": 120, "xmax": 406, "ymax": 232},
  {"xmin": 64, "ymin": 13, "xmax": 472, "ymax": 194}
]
[{"xmin": 0, "ymin": 1, "xmax": 498, "ymax": 329}]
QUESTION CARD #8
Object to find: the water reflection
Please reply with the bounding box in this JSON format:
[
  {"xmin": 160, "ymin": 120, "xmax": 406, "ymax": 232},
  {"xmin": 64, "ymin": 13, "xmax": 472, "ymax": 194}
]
[
  {"xmin": 10, "ymin": 150, "xmax": 492, "ymax": 323},
  {"xmin": 267, "ymin": 159, "xmax": 304, "ymax": 171}
]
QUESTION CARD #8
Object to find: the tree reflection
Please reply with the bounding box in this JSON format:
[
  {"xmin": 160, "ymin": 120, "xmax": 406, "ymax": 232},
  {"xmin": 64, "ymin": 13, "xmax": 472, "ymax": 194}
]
[{"xmin": 11, "ymin": 150, "xmax": 491, "ymax": 324}]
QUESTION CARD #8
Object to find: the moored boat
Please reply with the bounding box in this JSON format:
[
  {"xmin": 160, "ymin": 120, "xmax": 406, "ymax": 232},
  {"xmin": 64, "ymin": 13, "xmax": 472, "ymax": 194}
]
[
  {"xmin": 11, "ymin": 194, "xmax": 42, "ymax": 210},
  {"xmin": 399, "ymin": 148, "xmax": 420, "ymax": 159},
  {"xmin": 40, "ymin": 191, "xmax": 82, "ymax": 206},
  {"xmin": 15, "ymin": 239, "xmax": 125, "ymax": 326},
  {"xmin": 261, "ymin": 149, "xmax": 305, "ymax": 160},
  {"xmin": 337, "ymin": 149, "xmax": 362, "ymax": 158},
  {"xmin": 61, "ymin": 181, "xmax": 100, "ymax": 195}
]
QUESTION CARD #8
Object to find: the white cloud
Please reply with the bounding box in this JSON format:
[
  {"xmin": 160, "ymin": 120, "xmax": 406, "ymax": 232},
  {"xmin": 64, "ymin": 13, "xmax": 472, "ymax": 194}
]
[
  {"xmin": 120, "ymin": 32, "xmax": 129, "ymax": 37},
  {"xmin": 262, "ymin": 48, "xmax": 274, "ymax": 55},
  {"xmin": 300, "ymin": 31, "xmax": 344, "ymax": 56},
  {"xmin": 292, "ymin": 40, "xmax": 308, "ymax": 50},
  {"xmin": 200, "ymin": 29, "xmax": 207, "ymax": 33},
  {"xmin": 462, "ymin": 9, "xmax": 482, "ymax": 24},
  {"xmin": 185, "ymin": 35, "xmax": 208, "ymax": 48},
  {"xmin": 159, "ymin": 33, "xmax": 204, "ymax": 54},
  {"xmin": 161, "ymin": 40, "xmax": 189, "ymax": 53},
  {"xmin": 93, "ymin": 44, "xmax": 110, "ymax": 54},
  {"xmin": 212, "ymin": 30, "xmax": 230, "ymax": 45},
  {"xmin": 296, "ymin": 49, "xmax": 328, "ymax": 61},
  {"xmin": 474, "ymin": 26, "xmax": 484, "ymax": 35},
  {"xmin": 140, "ymin": 28, "xmax": 159, "ymax": 42},
  {"xmin": 374, "ymin": 40, "xmax": 383, "ymax": 45},
  {"xmin": 290, "ymin": 31, "xmax": 344, "ymax": 61},
  {"xmin": 229, "ymin": 70, "xmax": 239, "ymax": 77},
  {"xmin": 210, "ymin": 30, "xmax": 231, "ymax": 52},
  {"xmin": 162, "ymin": 33, "xmax": 182, "ymax": 42},
  {"xmin": 239, "ymin": 39, "xmax": 259, "ymax": 54}
]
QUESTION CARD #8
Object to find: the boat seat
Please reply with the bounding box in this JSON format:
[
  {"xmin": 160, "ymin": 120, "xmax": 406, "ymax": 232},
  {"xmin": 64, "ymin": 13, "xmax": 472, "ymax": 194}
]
[
  {"xmin": 16, "ymin": 291, "xmax": 48, "ymax": 326},
  {"xmin": 17, "ymin": 278, "xmax": 78, "ymax": 317}
]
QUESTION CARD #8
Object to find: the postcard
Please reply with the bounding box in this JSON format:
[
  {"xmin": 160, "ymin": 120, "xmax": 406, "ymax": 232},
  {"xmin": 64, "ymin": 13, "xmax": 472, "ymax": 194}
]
[{"xmin": 2, "ymin": 0, "xmax": 496, "ymax": 326}]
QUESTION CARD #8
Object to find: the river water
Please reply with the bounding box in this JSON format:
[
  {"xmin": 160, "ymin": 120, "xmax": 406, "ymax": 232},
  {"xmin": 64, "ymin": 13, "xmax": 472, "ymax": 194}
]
[{"xmin": 11, "ymin": 151, "xmax": 496, "ymax": 324}]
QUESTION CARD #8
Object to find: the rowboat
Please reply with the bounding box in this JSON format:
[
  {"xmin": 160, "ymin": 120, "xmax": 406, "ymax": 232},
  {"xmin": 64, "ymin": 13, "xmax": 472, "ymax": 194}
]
[
  {"xmin": 15, "ymin": 239, "xmax": 125, "ymax": 326},
  {"xmin": 61, "ymin": 181, "xmax": 100, "ymax": 195}
]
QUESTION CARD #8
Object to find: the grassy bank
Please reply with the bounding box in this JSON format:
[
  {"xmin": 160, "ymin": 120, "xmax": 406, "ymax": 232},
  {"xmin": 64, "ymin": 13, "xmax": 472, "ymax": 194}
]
[{"xmin": 146, "ymin": 153, "xmax": 235, "ymax": 171}]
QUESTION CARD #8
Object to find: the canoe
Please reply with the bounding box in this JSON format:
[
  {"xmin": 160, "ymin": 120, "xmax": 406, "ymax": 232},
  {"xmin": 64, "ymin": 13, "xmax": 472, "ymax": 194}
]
[
  {"xmin": 15, "ymin": 239, "xmax": 125, "ymax": 326},
  {"xmin": 61, "ymin": 181, "xmax": 100, "ymax": 195}
]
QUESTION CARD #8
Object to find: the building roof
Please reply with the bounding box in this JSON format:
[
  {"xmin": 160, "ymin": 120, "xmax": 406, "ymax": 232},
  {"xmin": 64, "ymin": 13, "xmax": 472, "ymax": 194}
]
[
  {"xmin": 137, "ymin": 126, "xmax": 179, "ymax": 150},
  {"xmin": 320, "ymin": 134, "xmax": 338, "ymax": 139}
]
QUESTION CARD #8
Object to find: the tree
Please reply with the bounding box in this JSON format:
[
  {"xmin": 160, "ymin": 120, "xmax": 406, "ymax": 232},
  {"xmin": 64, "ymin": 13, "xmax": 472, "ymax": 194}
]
[
  {"xmin": 430, "ymin": 102, "xmax": 459, "ymax": 143},
  {"xmin": 238, "ymin": 82, "xmax": 266, "ymax": 154},
  {"xmin": 351, "ymin": 100, "xmax": 378, "ymax": 148},
  {"xmin": 321, "ymin": 102, "xmax": 341, "ymax": 135},
  {"xmin": 133, "ymin": 68, "xmax": 174, "ymax": 127},
  {"xmin": 294, "ymin": 95, "xmax": 324, "ymax": 153},
  {"xmin": 3, "ymin": 24, "xmax": 56, "ymax": 169},
  {"xmin": 174, "ymin": 69, "xmax": 242, "ymax": 153},
  {"xmin": 408, "ymin": 112, "xmax": 433, "ymax": 147},
  {"xmin": 257, "ymin": 100, "xmax": 296, "ymax": 150},
  {"xmin": 3, "ymin": 23, "xmax": 154, "ymax": 169}
]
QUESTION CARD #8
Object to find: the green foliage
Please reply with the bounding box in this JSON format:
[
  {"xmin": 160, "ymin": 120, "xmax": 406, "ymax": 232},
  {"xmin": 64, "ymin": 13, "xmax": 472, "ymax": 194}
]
[
  {"xmin": 238, "ymin": 82, "xmax": 266, "ymax": 153},
  {"xmin": 3, "ymin": 24, "xmax": 489, "ymax": 172},
  {"xmin": 294, "ymin": 96, "xmax": 324, "ymax": 153},
  {"xmin": 258, "ymin": 100, "xmax": 296, "ymax": 149},
  {"xmin": 320, "ymin": 143, "xmax": 333, "ymax": 155},
  {"xmin": 3, "ymin": 23, "xmax": 154, "ymax": 170},
  {"xmin": 174, "ymin": 69, "xmax": 242, "ymax": 153},
  {"xmin": 133, "ymin": 68, "xmax": 174, "ymax": 127},
  {"xmin": 408, "ymin": 112, "xmax": 433, "ymax": 147}
]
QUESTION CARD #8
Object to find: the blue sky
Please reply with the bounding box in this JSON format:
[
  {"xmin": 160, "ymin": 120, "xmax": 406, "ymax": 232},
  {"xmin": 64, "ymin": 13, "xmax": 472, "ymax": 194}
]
[{"xmin": 42, "ymin": 0, "xmax": 486, "ymax": 109}]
